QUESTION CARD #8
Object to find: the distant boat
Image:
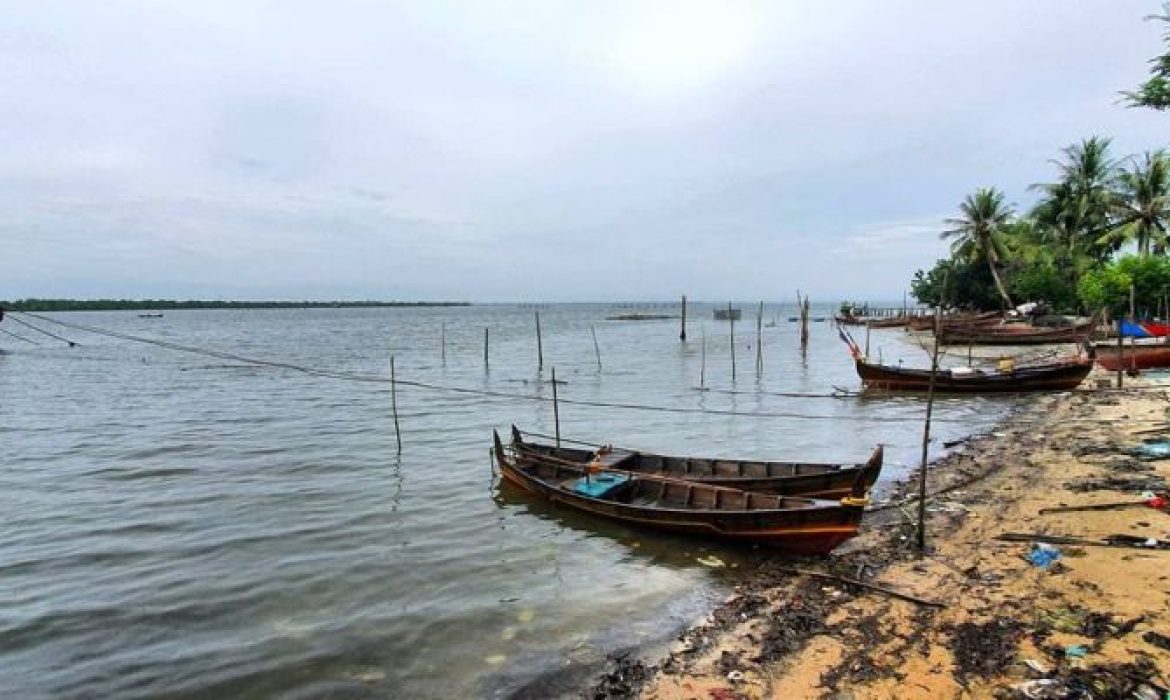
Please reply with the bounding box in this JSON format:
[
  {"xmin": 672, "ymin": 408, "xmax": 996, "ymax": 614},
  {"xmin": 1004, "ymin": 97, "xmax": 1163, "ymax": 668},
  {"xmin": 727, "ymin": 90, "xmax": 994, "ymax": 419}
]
[
  {"xmin": 713, "ymin": 308, "xmax": 742, "ymax": 321},
  {"xmin": 605, "ymin": 313, "xmax": 674, "ymax": 321},
  {"xmin": 138, "ymin": 313, "xmax": 164, "ymax": 318}
]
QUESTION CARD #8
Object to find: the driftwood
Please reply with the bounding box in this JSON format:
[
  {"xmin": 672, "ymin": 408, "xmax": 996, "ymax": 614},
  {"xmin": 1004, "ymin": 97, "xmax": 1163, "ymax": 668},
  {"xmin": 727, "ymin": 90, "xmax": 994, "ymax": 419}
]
[
  {"xmin": 1039, "ymin": 499, "xmax": 1165, "ymax": 515},
  {"xmin": 773, "ymin": 566, "xmax": 946, "ymax": 609}
]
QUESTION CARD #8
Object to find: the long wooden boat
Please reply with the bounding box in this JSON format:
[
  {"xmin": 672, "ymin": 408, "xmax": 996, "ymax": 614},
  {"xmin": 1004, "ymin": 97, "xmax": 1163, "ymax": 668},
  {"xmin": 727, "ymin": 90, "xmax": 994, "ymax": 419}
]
[
  {"xmin": 937, "ymin": 319, "xmax": 1094, "ymax": 346},
  {"xmin": 854, "ymin": 357, "xmax": 1093, "ymax": 393},
  {"xmin": 492, "ymin": 431, "xmax": 867, "ymax": 554},
  {"xmin": 1091, "ymin": 340, "xmax": 1170, "ymax": 371},
  {"xmin": 865, "ymin": 316, "xmax": 908, "ymax": 329},
  {"xmin": 508, "ymin": 426, "xmax": 882, "ymax": 498},
  {"xmin": 906, "ymin": 310, "xmax": 1001, "ymax": 332}
]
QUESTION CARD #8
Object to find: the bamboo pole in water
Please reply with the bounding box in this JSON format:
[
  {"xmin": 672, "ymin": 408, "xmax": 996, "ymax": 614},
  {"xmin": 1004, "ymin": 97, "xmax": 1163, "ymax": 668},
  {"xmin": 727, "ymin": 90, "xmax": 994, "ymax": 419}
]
[
  {"xmin": 441, "ymin": 322, "xmax": 446, "ymax": 366},
  {"xmin": 484, "ymin": 328, "xmax": 489, "ymax": 369},
  {"xmin": 551, "ymin": 366, "xmax": 561, "ymax": 447},
  {"xmin": 590, "ymin": 324, "xmax": 602, "ymax": 371},
  {"xmin": 799, "ymin": 295, "xmax": 810, "ymax": 355},
  {"xmin": 916, "ymin": 313, "xmax": 941, "ymax": 555},
  {"xmin": 535, "ymin": 311, "xmax": 543, "ymax": 372},
  {"xmin": 680, "ymin": 294, "xmax": 687, "ymax": 342},
  {"xmin": 700, "ymin": 324, "xmax": 707, "ymax": 389},
  {"xmin": 391, "ymin": 355, "xmax": 402, "ymax": 454},
  {"xmin": 729, "ymin": 302, "xmax": 736, "ymax": 382},
  {"xmin": 755, "ymin": 301, "xmax": 764, "ymax": 376}
]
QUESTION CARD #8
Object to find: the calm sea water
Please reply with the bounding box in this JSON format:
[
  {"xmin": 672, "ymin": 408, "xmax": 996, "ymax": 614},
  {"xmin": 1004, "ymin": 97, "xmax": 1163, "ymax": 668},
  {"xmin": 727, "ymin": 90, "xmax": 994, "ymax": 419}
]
[{"xmin": 0, "ymin": 304, "xmax": 1015, "ymax": 698}]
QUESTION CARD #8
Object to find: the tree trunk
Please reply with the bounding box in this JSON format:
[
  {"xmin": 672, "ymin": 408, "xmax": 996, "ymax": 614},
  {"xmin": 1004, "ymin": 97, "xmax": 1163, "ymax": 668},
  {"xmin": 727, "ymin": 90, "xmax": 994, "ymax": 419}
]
[{"xmin": 988, "ymin": 261, "xmax": 1014, "ymax": 309}]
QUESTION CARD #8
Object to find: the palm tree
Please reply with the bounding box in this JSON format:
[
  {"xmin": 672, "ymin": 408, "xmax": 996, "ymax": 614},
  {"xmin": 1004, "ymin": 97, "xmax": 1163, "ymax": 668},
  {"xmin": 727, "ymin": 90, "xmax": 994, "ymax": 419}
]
[
  {"xmin": 1031, "ymin": 137, "xmax": 1118, "ymax": 261},
  {"xmin": 1101, "ymin": 151, "xmax": 1170, "ymax": 255},
  {"xmin": 942, "ymin": 187, "xmax": 1016, "ymax": 309}
]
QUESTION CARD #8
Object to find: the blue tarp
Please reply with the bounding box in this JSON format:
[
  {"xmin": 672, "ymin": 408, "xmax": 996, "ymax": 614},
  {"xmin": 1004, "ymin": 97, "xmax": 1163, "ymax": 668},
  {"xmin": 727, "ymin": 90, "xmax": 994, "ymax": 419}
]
[
  {"xmin": 572, "ymin": 473, "xmax": 630, "ymax": 498},
  {"xmin": 1120, "ymin": 320, "xmax": 1152, "ymax": 338}
]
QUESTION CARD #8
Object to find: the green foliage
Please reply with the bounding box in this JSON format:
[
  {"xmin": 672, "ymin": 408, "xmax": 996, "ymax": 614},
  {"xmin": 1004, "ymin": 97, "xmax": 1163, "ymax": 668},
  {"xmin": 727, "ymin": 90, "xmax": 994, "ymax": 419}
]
[
  {"xmin": 910, "ymin": 258, "xmax": 1002, "ymax": 310},
  {"xmin": 1078, "ymin": 266, "xmax": 1134, "ymax": 316},
  {"xmin": 1077, "ymin": 255, "xmax": 1170, "ymax": 316},
  {"xmin": 1124, "ymin": 3, "xmax": 1170, "ymax": 110},
  {"xmin": 1010, "ymin": 264, "xmax": 1079, "ymax": 313}
]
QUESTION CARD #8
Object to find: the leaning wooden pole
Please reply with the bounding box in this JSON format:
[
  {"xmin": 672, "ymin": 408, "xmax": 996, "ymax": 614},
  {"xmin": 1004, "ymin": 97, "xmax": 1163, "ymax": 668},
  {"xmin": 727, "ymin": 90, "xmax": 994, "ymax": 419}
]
[
  {"xmin": 680, "ymin": 294, "xmax": 687, "ymax": 342},
  {"xmin": 535, "ymin": 311, "xmax": 544, "ymax": 372},
  {"xmin": 916, "ymin": 313, "xmax": 942, "ymax": 555},
  {"xmin": 590, "ymin": 324, "xmax": 602, "ymax": 371},
  {"xmin": 551, "ymin": 366, "xmax": 561, "ymax": 448},
  {"xmin": 391, "ymin": 355, "xmax": 403, "ymax": 454}
]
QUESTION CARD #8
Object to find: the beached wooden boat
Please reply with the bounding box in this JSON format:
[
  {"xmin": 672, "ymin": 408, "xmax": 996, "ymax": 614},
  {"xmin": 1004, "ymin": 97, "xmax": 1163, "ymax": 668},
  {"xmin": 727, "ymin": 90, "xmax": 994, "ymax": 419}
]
[
  {"xmin": 937, "ymin": 319, "xmax": 1094, "ymax": 346},
  {"xmin": 865, "ymin": 316, "xmax": 908, "ymax": 329},
  {"xmin": 508, "ymin": 426, "xmax": 882, "ymax": 498},
  {"xmin": 1091, "ymin": 340, "xmax": 1170, "ymax": 371},
  {"xmin": 854, "ymin": 357, "xmax": 1093, "ymax": 393},
  {"xmin": 492, "ymin": 431, "xmax": 868, "ymax": 553},
  {"xmin": 905, "ymin": 310, "xmax": 1001, "ymax": 332}
]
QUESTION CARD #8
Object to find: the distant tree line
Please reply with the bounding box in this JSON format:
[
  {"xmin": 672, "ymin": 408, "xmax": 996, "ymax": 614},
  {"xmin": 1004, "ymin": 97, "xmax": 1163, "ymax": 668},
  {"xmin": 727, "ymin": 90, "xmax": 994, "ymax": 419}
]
[
  {"xmin": 910, "ymin": 7, "xmax": 1170, "ymax": 318},
  {"xmin": 0, "ymin": 299, "xmax": 471, "ymax": 312}
]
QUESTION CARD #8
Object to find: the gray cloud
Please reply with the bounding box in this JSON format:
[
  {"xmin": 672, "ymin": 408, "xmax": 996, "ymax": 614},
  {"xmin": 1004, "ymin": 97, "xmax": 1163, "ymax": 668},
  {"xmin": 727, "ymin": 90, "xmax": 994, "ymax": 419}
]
[{"xmin": 2, "ymin": 1, "xmax": 1167, "ymax": 302}]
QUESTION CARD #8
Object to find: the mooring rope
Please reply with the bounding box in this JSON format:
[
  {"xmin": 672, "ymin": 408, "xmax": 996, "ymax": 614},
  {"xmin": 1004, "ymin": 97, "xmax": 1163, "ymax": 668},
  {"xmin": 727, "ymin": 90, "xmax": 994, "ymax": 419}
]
[
  {"xmin": 4, "ymin": 314, "xmax": 79, "ymax": 346},
  {"xmin": 0, "ymin": 326, "xmax": 38, "ymax": 344},
  {"xmin": 15, "ymin": 311, "xmax": 1167, "ymax": 425}
]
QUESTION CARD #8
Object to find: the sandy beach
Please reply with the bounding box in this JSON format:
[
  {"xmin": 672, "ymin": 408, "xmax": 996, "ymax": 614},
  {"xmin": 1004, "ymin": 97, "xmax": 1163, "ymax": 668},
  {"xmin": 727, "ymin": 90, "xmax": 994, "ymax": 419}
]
[{"xmin": 594, "ymin": 372, "xmax": 1170, "ymax": 699}]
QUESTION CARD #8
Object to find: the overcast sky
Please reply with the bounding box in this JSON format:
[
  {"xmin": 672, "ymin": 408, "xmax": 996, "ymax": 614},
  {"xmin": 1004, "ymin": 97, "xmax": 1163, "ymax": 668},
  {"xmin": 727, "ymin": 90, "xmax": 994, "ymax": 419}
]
[{"xmin": 2, "ymin": 1, "xmax": 1167, "ymax": 302}]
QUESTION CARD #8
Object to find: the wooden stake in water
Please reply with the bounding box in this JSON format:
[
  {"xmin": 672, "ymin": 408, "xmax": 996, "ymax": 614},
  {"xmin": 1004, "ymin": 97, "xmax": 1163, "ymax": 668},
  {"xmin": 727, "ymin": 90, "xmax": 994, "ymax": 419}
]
[
  {"xmin": 551, "ymin": 366, "xmax": 561, "ymax": 448},
  {"xmin": 590, "ymin": 324, "xmax": 602, "ymax": 371},
  {"xmin": 535, "ymin": 311, "xmax": 544, "ymax": 372},
  {"xmin": 680, "ymin": 294, "xmax": 687, "ymax": 342},
  {"xmin": 391, "ymin": 355, "xmax": 402, "ymax": 454},
  {"xmin": 441, "ymin": 322, "xmax": 447, "ymax": 366},
  {"xmin": 800, "ymin": 295, "xmax": 810, "ymax": 355},
  {"xmin": 916, "ymin": 313, "xmax": 941, "ymax": 555},
  {"xmin": 700, "ymin": 324, "xmax": 707, "ymax": 389},
  {"xmin": 483, "ymin": 327, "xmax": 489, "ymax": 369},
  {"xmin": 755, "ymin": 301, "xmax": 764, "ymax": 376},
  {"xmin": 728, "ymin": 302, "xmax": 736, "ymax": 382}
]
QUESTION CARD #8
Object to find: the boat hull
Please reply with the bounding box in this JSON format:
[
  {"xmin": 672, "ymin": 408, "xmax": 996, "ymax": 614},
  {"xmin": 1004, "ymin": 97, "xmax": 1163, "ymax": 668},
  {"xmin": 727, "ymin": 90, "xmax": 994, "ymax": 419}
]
[
  {"xmin": 1093, "ymin": 342, "xmax": 1170, "ymax": 371},
  {"xmin": 493, "ymin": 433, "xmax": 864, "ymax": 554},
  {"xmin": 509, "ymin": 427, "xmax": 882, "ymax": 498},
  {"xmin": 855, "ymin": 359, "xmax": 1092, "ymax": 393}
]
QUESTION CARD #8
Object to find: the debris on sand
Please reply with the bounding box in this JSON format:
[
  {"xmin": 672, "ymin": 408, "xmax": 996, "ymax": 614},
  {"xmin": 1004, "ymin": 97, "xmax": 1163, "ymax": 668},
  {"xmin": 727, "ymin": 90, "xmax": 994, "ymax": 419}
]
[{"xmin": 950, "ymin": 618, "xmax": 1025, "ymax": 681}]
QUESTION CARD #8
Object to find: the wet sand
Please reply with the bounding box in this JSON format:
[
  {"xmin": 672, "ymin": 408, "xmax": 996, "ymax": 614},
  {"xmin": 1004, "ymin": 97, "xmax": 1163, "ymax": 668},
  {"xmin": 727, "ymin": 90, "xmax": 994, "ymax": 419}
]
[{"xmin": 594, "ymin": 373, "xmax": 1170, "ymax": 699}]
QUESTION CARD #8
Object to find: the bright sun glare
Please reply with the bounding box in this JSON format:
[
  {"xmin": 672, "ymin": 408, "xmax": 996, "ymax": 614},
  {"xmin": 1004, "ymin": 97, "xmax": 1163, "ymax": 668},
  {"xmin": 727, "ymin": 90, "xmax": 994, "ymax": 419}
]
[{"xmin": 602, "ymin": 2, "xmax": 766, "ymax": 97}]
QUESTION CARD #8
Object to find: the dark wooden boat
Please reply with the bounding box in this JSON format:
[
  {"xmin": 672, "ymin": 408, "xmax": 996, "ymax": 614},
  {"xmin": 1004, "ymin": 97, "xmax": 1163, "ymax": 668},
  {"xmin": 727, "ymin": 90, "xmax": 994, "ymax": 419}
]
[
  {"xmin": 492, "ymin": 431, "xmax": 867, "ymax": 554},
  {"xmin": 854, "ymin": 357, "xmax": 1093, "ymax": 393},
  {"xmin": 508, "ymin": 426, "xmax": 882, "ymax": 498},
  {"xmin": 865, "ymin": 316, "xmax": 908, "ymax": 329},
  {"xmin": 906, "ymin": 310, "xmax": 1001, "ymax": 332},
  {"xmin": 1091, "ymin": 340, "xmax": 1170, "ymax": 371},
  {"xmin": 937, "ymin": 319, "xmax": 1094, "ymax": 346}
]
